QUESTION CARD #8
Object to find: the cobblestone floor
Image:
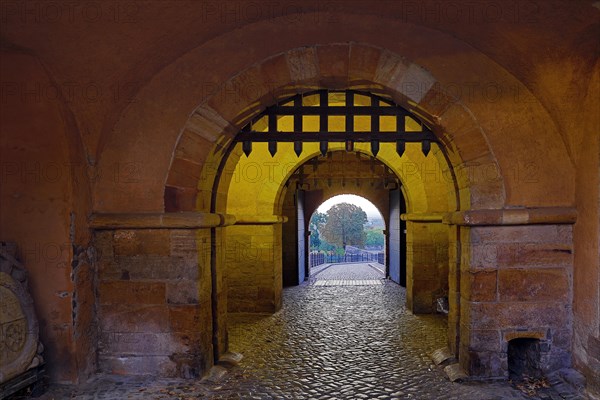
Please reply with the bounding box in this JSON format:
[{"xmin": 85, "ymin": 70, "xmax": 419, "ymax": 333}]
[
  {"xmin": 32, "ymin": 264, "xmax": 586, "ymax": 400},
  {"xmin": 311, "ymin": 262, "xmax": 385, "ymax": 282}
]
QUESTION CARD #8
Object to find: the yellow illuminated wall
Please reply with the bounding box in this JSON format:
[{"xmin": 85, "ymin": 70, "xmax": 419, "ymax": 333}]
[{"xmin": 219, "ymin": 92, "xmax": 456, "ymax": 313}]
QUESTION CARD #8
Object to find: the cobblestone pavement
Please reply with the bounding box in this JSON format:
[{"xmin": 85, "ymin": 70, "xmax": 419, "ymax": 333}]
[
  {"xmin": 34, "ymin": 278, "xmax": 586, "ymax": 400},
  {"xmin": 311, "ymin": 262, "xmax": 384, "ymax": 282}
]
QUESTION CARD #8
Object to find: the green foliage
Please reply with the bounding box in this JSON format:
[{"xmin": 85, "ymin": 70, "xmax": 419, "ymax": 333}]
[
  {"xmin": 310, "ymin": 212, "xmax": 327, "ymax": 228},
  {"xmin": 321, "ymin": 203, "xmax": 368, "ymax": 248},
  {"xmin": 309, "ymin": 212, "xmax": 327, "ymax": 250},
  {"xmin": 365, "ymin": 229, "xmax": 385, "ymax": 247}
]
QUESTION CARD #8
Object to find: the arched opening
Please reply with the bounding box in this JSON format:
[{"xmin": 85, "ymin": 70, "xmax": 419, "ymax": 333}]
[
  {"xmin": 311, "ymin": 194, "xmax": 386, "ymax": 266},
  {"xmin": 279, "ymin": 152, "xmax": 401, "ymax": 289},
  {"xmin": 85, "ymin": 38, "xmax": 579, "ymax": 385},
  {"xmin": 218, "ymin": 89, "xmax": 454, "ymax": 318},
  {"xmin": 306, "ymin": 194, "xmax": 388, "ymax": 286}
]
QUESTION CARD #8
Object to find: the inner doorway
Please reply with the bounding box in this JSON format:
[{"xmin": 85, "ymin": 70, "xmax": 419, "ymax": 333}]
[
  {"xmin": 307, "ymin": 194, "xmax": 387, "ymax": 283},
  {"xmin": 221, "ymin": 89, "xmax": 454, "ymax": 316},
  {"xmin": 280, "ymin": 153, "xmax": 406, "ymax": 288}
]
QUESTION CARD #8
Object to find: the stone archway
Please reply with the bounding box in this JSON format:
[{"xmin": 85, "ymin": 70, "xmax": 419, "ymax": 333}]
[
  {"xmin": 163, "ymin": 43, "xmax": 503, "ymax": 213},
  {"xmin": 171, "ymin": 46, "xmax": 574, "ymax": 380},
  {"xmin": 163, "ymin": 44, "xmax": 487, "ymax": 374},
  {"xmin": 93, "ymin": 42, "xmax": 576, "ymax": 381}
]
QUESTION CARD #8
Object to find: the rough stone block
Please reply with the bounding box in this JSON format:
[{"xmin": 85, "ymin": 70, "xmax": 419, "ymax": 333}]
[
  {"xmin": 464, "ymin": 302, "xmax": 569, "ymax": 330},
  {"xmin": 418, "ymin": 83, "xmax": 455, "ymax": 118},
  {"xmin": 170, "ymin": 230, "xmax": 199, "ymax": 258},
  {"xmin": 317, "ymin": 44, "xmax": 349, "ymax": 87},
  {"xmin": 374, "ymin": 51, "xmax": 408, "ymax": 88},
  {"xmin": 461, "ymin": 270, "xmax": 497, "ymax": 302},
  {"xmin": 397, "ymin": 63, "xmax": 436, "ymax": 103},
  {"xmin": 113, "ymin": 230, "xmax": 171, "ymax": 257},
  {"xmin": 348, "ymin": 44, "xmax": 380, "ymax": 81},
  {"xmin": 99, "ymin": 355, "xmax": 176, "ymax": 376},
  {"xmin": 166, "ymin": 280, "xmax": 200, "ymax": 305},
  {"xmin": 166, "ymin": 157, "xmax": 203, "ymax": 188},
  {"xmin": 186, "ymin": 105, "xmax": 230, "ymax": 141},
  {"xmin": 259, "ymin": 54, "xmax": 292, "ymax": 95},
  {"xmin": 462, "ymin": 326, "xmax": 502, "ymax": 352},
  {"xmin": 100, "ymin": 304, "xmax": 170, "ymax": 333},
  {"xmin": 169, "ymin": 303, "xmax": 211, "ymax": 333},
  {"xmin": 460, "ymin": 345, "xmax": 508, "ymax": 378},
  {"xmin": 498, "ymin": 268, "xmax": 569, "ymax": 302},
  {"xmin": 114, "ymin": 255, "xmax": 199, "ymax": 280},
  {"xmin": 99, "ymin": 281, "xmax": 166, "ymax": 305},
  {"xmin": 174, "ymin": 129, "xmax": 213, "ymax": 164},
  {"xmin": 453, "ymin": 128, "xmax": 491, "ymax": 163},
  {"xmin": 286, "ymin": 47, "xmax": 318, "ymax": 83},
  {"xmin": 496, "ymin": 243, "xmax": 573, "ymax": 269},
  {"xmin": 471, "ymin": 225, "xmax": 570, "ymax": 245},
  {"xmin": 438, "ymin": 103, "xmax": 480, "ymax": 140},
  {"xmin": 99, "ymin": 332, "xmax": 188, "ymax": 356}
]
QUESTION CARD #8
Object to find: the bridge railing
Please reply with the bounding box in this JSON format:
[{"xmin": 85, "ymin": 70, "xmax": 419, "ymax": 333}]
[{"xmin": 309, "ymin": 250, "xmax": 385, "ymax": 268}]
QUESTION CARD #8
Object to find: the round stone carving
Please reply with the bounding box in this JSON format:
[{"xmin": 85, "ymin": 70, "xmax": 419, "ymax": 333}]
[{"xmin": 0, "ymin": 271, "xmax": 39, "ymax": 384}]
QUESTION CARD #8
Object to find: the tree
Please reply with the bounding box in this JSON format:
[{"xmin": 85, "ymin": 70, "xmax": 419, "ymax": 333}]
[
  {"xmin": 365, "ymin": 229, "xmax": 384, "ymax": 248},
  {"xmin": 321, "ymin": 203, "xmax": 368, "ymax": 249},
  {"xmin": 309, "ymin": 212, "xmax": 327, "ymax": 249}
]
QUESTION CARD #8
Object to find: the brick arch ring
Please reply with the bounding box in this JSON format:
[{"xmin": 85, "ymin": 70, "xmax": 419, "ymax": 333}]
[{"xmin": 164, "ymin": 43, "xmax": 505, "ymax": 213}]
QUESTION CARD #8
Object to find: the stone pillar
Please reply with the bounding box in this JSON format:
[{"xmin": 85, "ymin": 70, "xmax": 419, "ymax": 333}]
[
  {"xmin": 447, "ymin": 224, "xmax": 461, "ymax": 355},
  {"xmin": 225, "ymin": 220, "xmax": 283, "ymax": 313},
  {"xmin": 446, "ymin": 208, "xmax": 576, "ymax": 378},
  {"xmin": 213, "ymin": 227, "xmax": 228, "ymax": 360},
  {"xmin": 95, "ymin": 229, "xmax": 213, "ymax": 378},
  {"xmin": 404, "ymin": 215, "xmax": 449, "ymax": 314}
]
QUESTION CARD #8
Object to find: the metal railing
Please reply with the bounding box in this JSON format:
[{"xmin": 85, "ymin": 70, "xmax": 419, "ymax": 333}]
[{"xmin": 309, "ymin": 250, "xmax": 385, "ymax": 268}]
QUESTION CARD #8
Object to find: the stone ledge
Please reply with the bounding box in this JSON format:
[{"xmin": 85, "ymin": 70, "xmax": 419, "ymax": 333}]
[
  {"xmin": 443, "ymin": 207, "xmax": 577, "ymax": 226},
  {"xmin": 401, "ymin": 213, "xmax": 444, "ymax": 222},
  {"xmin": 90, "ymin": 212, "xmax": 236, "ymax": 229},
  {"xmin": 233, "ymin": 215, "xmax": 288, "ymax": 225}
]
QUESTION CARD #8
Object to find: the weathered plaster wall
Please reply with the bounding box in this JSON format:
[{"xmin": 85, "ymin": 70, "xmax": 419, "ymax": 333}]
[{"xmin": 0, "ymin": 52, "xmax": 93, "ymax": 383}]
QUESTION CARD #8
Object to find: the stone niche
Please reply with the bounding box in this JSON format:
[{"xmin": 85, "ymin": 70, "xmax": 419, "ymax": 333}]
[{"xmin": 0, "ymin": 242, "xmax": 45, "ymax": 385}]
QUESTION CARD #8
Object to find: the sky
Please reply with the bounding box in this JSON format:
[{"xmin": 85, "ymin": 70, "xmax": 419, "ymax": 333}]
[{"xmin": 316, "ymin": 194, "xmax": 383, "ymax": 221}]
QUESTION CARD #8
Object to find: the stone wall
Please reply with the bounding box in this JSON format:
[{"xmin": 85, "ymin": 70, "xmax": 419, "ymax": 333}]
[
  {"xmin": 2, "ymin": 2, "xmax": 598, "ymax": 389},
  {"xmin": 406, "ymin": 221, "xmax": 449, "ymax": 313},
  {"xmin": 459, "ymin": 225, "xmax": 573, "ymax": 378},
  {"xmin": 71, "ymin": 245, "xmax": 98, "ymax": 382},
  {"xmin": 0, "ymin": 52, "xmax": 94, "ymax": 383},
  {"xmin": 573, "ymin": 115, "xmax": 600, "ymax": 396},
  {"xmin": 95, "ymin": 229, "xmax": 213, "ymax": 378},
  {"xmin": 225, "ymin": 224, "xmax": 282, "ymax": 313}
]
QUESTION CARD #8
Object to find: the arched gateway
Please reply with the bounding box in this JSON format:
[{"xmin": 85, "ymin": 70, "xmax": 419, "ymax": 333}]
[{"xmin": 89, "ymin": 44, "xmax": 578, "ymax": 382}]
